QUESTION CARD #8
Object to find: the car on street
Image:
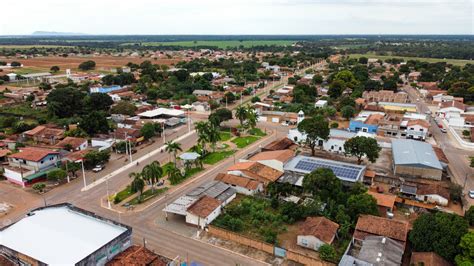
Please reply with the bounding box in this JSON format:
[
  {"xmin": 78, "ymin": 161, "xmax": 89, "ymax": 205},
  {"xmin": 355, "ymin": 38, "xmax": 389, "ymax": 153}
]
[
  {"xmin": 440, "ymin": 128, "xmax": 447, "ymax": 133},
  {"xmin": 469, "ymin": 190, "xmax": 474, "ymax": 199},
  {"xmin": 92, "ymin": 164, "xmax": 105, "ymax": 172}
]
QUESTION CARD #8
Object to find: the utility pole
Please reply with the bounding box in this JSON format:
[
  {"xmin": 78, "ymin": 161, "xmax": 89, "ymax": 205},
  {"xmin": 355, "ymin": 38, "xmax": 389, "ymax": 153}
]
[{"xmin": 78, "ymin": 159, "xmax": 86, "ymax": 189}]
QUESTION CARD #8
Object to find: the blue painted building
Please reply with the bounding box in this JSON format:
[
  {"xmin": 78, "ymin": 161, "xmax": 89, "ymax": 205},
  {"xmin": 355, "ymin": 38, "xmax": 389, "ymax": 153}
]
[
  {"xmin": 90, "ymin": 85, "xmax": 122, "ymax": 94},
  {"xmin": 348, "ymin": 112, "xmax": 384, "ymax": 134}
]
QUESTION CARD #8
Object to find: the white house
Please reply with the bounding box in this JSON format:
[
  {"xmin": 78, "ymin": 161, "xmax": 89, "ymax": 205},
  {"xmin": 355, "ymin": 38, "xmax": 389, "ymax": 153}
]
[
  {"xmin": 245, "ymin": 149, "xmax": 294, "ymax": 172},
  {"xmin": 415, "ymin": 184, "xmax": 449, "ymax": 207},
  {"xmin": 315, "ymin": 100, "xmax": 328, "ymax": 109},
  {"xmin": 405, "ymin": 119, "xmax": 430, "ymax": 141},
  {"xmin": 297, "ymin": 217, "xmax": 339, "ymax": 251},
  {"xmin": 185, "ymin": 196, "xmax": 224, "ymax": 229},
  {"xmin": 215, "ymin": 173, "xmax": 263, "ymax": 195},
  {"xmin": 437, "ymin": 100, "xmax": 466, "ymax": 119}
]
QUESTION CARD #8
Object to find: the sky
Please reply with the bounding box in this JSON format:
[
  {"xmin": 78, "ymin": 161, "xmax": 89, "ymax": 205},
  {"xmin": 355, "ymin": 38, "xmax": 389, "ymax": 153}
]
[{"xmin": 0, "ymin": 0, "xmax": 472, "ymax": 35}]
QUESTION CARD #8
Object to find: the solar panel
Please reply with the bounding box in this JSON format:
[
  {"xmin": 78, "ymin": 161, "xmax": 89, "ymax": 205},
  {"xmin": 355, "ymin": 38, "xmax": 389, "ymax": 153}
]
[{"xmin": 294, "ymin": 158, "xmax": 363, "ymax": 181}]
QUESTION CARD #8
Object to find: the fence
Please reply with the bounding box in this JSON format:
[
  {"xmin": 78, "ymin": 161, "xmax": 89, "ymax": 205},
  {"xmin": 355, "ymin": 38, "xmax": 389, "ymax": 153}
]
[{"xmin": 208, "ymin": 225, "xmax": 331, "ymax": 265}]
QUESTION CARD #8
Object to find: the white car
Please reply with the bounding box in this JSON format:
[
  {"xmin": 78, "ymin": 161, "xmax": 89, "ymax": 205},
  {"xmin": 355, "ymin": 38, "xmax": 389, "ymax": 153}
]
[
  {"xmin": 92, "ymin": 164, "xmax": 105, "ymax": 172},
  {"xmin": 440, "ymin": 128, "xmax": 447, "ymax": 133},
  {"xmin": 469, "ymin": 191, "xmax": 474, "ymax": 199}
]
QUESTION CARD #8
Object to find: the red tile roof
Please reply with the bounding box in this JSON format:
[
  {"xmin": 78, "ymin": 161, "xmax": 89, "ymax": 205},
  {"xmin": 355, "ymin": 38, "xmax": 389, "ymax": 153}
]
[
  {"xmin": 56, "ymin": 137, "xmax": 87, "ymax": 149},
  {"xmin": 187, "ymin": 196, "xmax": 221, "ymax": 218},
  {"xmin": 354, "ymin": 215, "xmax": 409, "ymax": 243},
  {"xmin": 106, "ymin": 245, "xmax": 169, "ymax": 266},
  {"xmin": 9, "ymin": 147, "xmax": 59, "ymax": 162},
  {"xmin": 439, "ymin": 100, "xmax": 466, "ymax": 111},
  {"xmin": 263, "ymin": 138, "xmax": 294, "ymax": 151},
  {"xmin": 215, "ymin": 173, "xmax": 261, "ymax": 190},
  {"xmin": 0, "ymin": 149, "xmax": 11, "ymax": 157},
  {"xmin": 410, "ymin": 252, "xmax": 452, "ymax": 266},
  {"xmin": 407, "ymin": 119, "xmax": 430, "ymax": 128},
  {"xmin": 249, "ymin": 149, "xmax": 294, "ymax": 163},
  {"xmin": 299, "ymin": 217, "xmax": 339, "ymax": 244},
  {"xmin": 368, "ymin": 191, "xmax": 396, "ymax": 209},
  {"xmin": 228, "ymin": 161, "xmax": 283, "ymax": 182}
]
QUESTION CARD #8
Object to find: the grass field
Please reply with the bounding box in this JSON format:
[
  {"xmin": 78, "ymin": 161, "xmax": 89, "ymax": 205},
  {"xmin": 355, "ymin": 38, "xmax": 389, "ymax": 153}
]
[
  {"xmin": 219, "ymin": 131, "xmax": 232, "ymax": 141},
  {"xmin": 123, "ymin": 40, "xmax": 294, "ymax": 49},
  {"xmin": 202, "ymin": 150, "xmax": 235, "ymax": 165},
  {"xmin": 127, "ymin": 187, "xmax": 168, "ymax": 205},
  {"xmin": 232, "ymin": 135, "xmax": 260, "ymax": 148},
  {"xmin": 348, "ymin": 53, "xmax": 473, "ymax": 66}
]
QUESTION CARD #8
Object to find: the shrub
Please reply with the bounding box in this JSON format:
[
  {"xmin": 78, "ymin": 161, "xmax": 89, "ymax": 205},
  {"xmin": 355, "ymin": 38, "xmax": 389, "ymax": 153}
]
[
  {"xmin": 47, "ymin": 169, "xmax": 67, "ymax": 182},
  {"xmin": 465, "ymin": 206, "xmax": 474, "ymax": 226},
  {"xmin": 319, "ymin": 244, "xmax": 337, "ymax": 262},
  {"xmin": 330, "ymin": 122, "xmax": 339, "ymax": 128},
  {"xmin": 32, "ymin": 183, "xmax": 46, "ymax": 193}
]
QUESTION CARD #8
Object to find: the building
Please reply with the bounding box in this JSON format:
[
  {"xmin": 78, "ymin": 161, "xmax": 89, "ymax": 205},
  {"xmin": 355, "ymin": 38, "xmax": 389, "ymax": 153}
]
[
  {"xmin": 354, "ymin": 215, "xmax": 409, "ymax": 247},
  {"xmin": 340, "ymin": 236, "xmax": 404, "ymax": 266},
  {"xmin": 281, "ymin": 155, "xmax": 366, "ymax": 185},
  {"xmin": 106, "ymin": 245, "xmax": 171, "ymax": 266},
  {"xmin": 405, "ymin": 119, "xmax": 430, "ymax": 140},
  {"xmin": 23, "ymin": 125, "xmax": 65, "ymax": 145},
  {"xmin": 192, "ymin": 89, "xmax": 215, "ymax": 97},
  {"xmin": 246, "ymin": 149, "xmax": 294, "ymax": 172},
  {"xmin": 349, "ymin": 112, "xmax": 385, "ymax": 133},
  {"xmin": 262, "ymin": 138, "xmax": 294, "ymax": 151},
  {"xmin": 321, "ymin": 129, "xmax": 375, "ymax": 154},
  {"xmin": 367, "ymin": 191, "xmax": 396, "ymax": 216},
  {"xmin": 56, "ymin": 137, "xmax": 88, "ymax": 151},
  {"xmin": 215, "ymin": 173, "xmax": 263, "ymax": 195},
  {"xmin": 138, "ymin": 108, "xmax": 185, "ymax": 119},
  {"xmin": 415, "ymin": 183, "xmax": 450, "ymax": 206},
  {"xmin": 227, "ymin": 161, "xmax": 283, "ymax": 186},
  {"xmin": 392, "ymin": 139, "xmax": 443, "ymax": 180},
  {"xmin": 410, "ymin": 252, "xmax": 451, "ymax": 266},
  {"xmin": 363, "ymin": 90, "xmax": 408, "ymax": 103},
  {"xmin": 314, "ymin": 100, "xmax": 328, "ymax": 109},
  {"xmin": 90, "ymin": 85, "xmax": 123, "ymax": 94},
  {"xmin": 297, "ymin": 217, "xmax": 339, "ymax": 251},
  {"xmin": 4, "ymin": 147, "xmax": 60, "ymax": 186},
  {"xmin": 0, "ymin": 204, "xmax": 132, "ymax": 266},
  {"xmin": 437, "ymin": 100, "xmax": 466, "ymax": 118},
  {"xmin": 185, "ymin": 195, "xmax": 223, "ymax": 229}
]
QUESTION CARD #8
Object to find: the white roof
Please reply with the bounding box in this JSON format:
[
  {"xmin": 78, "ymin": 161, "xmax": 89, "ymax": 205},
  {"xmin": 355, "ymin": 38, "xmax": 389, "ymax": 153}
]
[
  {"xmin": 0, "ymin": 205, "xmax": 128, "ymax": 264},
  {"xmin": 138, "ymin": 108, "xmax": 185, "ymax": 118},
  {"xmin": 315, "ymin": 100, "xmax": 328, "ymax": 106}
]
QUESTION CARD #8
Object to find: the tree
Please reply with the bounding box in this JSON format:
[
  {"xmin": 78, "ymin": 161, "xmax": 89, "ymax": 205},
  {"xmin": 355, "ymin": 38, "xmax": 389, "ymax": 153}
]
[
  {"xmin": 47, "ymin": 169, "xmax": 67, "ymax": 182},
  {"xmin": 195, "ymin": 121, "xmax": 211, "ymax": 153},
  {"xmin": 140, "ymin": 123, "xmax": 157, "ymax": 140},
  {"xmin": 46, "ymin": 87, "xmax": 85, "ymax": 118},
  {"xmin": 110, "ymin": 101, "xmax": 137, "ymax": 116},
  {"xmin": 84, "ymin": 93, "xmax": 113, "ymax": 112},
  {"xmin": 344, "ymin": 136, "xmax": 381, "ymax": 164},
  {"xmin": 83, "ymin": 150, "xmax": 110, "ymax": 169},
  {"xmin": 358, "ymin": 57, "xmax": 368, "ymax": 64},
  {"xmin": 209, "ymin": 108, "xmax": 232, "ymax": 127},
  {"xmin": 62, "ymin": 161, "xmax": 81, "ymax": 178},
  {"xmin": 455, "ymin": 232, "xmax": 474, "ymax": 266},
  {"xmin": 319, "ymin": 244, "xmax": 337, "ymax": 263},
  {"xmin": 78, "ymin": 60, "xmax": 96, "ymax": 71},
  {"xmin": 141, "ymin": 161, "xmax": 163, "ymax": 192},
  {"xmin": 409, "ymin": 212, "xmax": 468, "ymax": 261},
  {"xmin": 328, "ymin": 79, "xmax": 345, "ymax": 98},
  {"xmin": 129, "ymin": 172, "xmax": 145, "ymax": 201},
  {"xmin": 32, "ymin": 183, "xmax": 46, "ymax": 193},
  {"xmin": 346, "ymin": 193, "xmax": 378, "ymax": 220},
  {"xmin": 80, "ymin": 111, "xmax": 110, "ymax": 135},
  {"xmin": 465, "ymin": 206, "xmax": 474, "ymax": 226},
  {"xmin": 10, "ymin": 61, "xmax": 21, "ymax": 67},
  {"xmin": 297, "ymin": 116, "xmax": 329, "ymax": 156},
  {"xmin": 341, "ymin": 105, "xmax": 356, "ymax": 120},
  {"xmin": 245, "ymin": 106, "xmax": 258, "ymax": 130},
  {"xmin": 235, "ymin": 105, "xmax": 247, "ymax": 128},
  {"xmin": 50, "ymin": 66, "xmax": 60, "ymax": 73},
  {"xmin": 312, "ymin": 74, "xmax": 323, "ymax": 84},
  {"xmin": 302, "ymin": 168, "xmax": 342, "ymax": 202},
  {"xmin": 165, "ymin": 141, "xmax": 182, "ymax": 167}
]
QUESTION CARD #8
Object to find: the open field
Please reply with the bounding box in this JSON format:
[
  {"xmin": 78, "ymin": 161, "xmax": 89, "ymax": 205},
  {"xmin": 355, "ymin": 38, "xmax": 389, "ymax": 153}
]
[
  {"xmin": 0, "ymin": 45, "xmax": 73, "ymax": 49},
  {"xmin": 123, "ymin": 40, "xmax": 294, "ymax": 49},
  {"xmin": 348, "ymin": 53, "xmax": 473, "ymax": 66},
  {"xmin": 0, "ymin": 56, "xmax": 182, "ymax": 73}
]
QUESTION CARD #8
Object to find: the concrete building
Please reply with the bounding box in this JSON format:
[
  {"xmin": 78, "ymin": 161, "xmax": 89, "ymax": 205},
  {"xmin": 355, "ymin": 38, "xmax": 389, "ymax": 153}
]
[
  {"xmin": 392, "ymin": 139, "xmax": 443, "ymax": 180},
  {"xmin": 90, "ymin": 85, "xmax": 122, "ymax": 94},
  {"xmin": 314, "ymin": 100, "xmax": 328, "ymax": 109},
  {"xmin": 0, "ymin": 204, "xmax": 132, "ymax": 266},
  {"xmin": 215, "ymin": 173, "xmax": 263, "ymax": 195},
  {"xmin": 297, "ymin": 217, "xmax": 339, "ymax": 251},
  {"xmin": 349, "ymin": 111, "xmax": 385, "ymax": 134}
]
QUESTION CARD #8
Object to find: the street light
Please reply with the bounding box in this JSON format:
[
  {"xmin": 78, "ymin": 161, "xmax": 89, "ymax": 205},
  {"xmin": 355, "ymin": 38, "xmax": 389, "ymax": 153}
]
[{"xmin": 76, "ymin": 159, "xmax": 86, "ymax": 189}]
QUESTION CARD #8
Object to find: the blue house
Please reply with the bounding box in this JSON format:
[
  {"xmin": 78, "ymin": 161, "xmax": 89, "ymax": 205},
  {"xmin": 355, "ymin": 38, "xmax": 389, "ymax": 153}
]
[
  {"xmin": 90, "ymin": 85, "xmax": 122, "ymax": 94},
  {"xmin": 348, "ymin": 112, "xmax": 384, "ymax": 134}
]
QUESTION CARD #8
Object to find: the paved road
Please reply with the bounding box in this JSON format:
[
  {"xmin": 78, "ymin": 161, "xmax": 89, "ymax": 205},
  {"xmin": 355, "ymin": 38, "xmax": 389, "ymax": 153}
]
[{"xmin": 402, "ymin": 85, "xmax": 474, "ymax": 206}]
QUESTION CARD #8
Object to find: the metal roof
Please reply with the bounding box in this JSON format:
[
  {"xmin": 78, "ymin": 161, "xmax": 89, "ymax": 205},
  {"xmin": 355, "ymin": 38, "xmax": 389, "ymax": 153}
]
[{"xmin": 392, "ymin": 139, "xmax": 442, "ymax": 170}]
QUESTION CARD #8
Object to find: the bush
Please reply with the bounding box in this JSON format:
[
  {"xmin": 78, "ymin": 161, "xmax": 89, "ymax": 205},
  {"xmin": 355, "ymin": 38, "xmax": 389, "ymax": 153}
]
[
  {"xmin": 32, "ymin": 183, "xmax": 46, "ymax": 193},
  {"xmin": 78, "ymin": 60, "xmax": 96, "ymax": 71},
  {"xmin": 319, "ymin": 244, "xmax": 337, "ymax": 262},
  {"xmin": 47, "ymin": 169, "xmax": 67, "ymax": 182},
  {"xmin": 465, "ymin": 206, "xmax": 474, "ymax": 226},
  {"xmin": 330, "ymin": 122, "xmax": 339, "ymax": 128}
]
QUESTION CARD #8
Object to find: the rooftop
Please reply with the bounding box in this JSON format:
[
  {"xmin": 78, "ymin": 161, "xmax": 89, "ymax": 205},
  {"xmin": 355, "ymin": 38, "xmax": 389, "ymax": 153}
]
[
  {"xmin": 106, "ymin": 245, "xmax": 170, "ymax": 266},
  {"xmin": 354, "ymin": 215, "xmax": 409, "ymax": 243},
  {"xmin": 186, "ymin": 196, "xmax": 222, "ymax": 218},
  {"xmin": 367, "ymin": 191, "xmax": 396, "ymax": 209},
  {"xmin": 410, "ymin": 252, "xmax": 451, "ymax": 266},
  {"xmin": 299, "ymin": 217, "xmax": 339, "ymax": 244},
  {"xmin": 0, "ymin": 204, "xmax": 130, "ymax": 265},
  {"xmin": 392, "ymin": 139, "xmax": 442, "ymax": 170},
  {"xmin": 215, "ymin": 173, "xmax": 261, "ymax": 190},
  {"xmin": 9, "ymin": 147, "xmax": 59, "ymax": 162},
  {"xmin": 248, "ymin": 149, "xmax": 294, "ymax": 163},
  {"xmin": 358, "ymin": 236, "xmax": 404, "ymax": 266},
  {"xmin": 56, "ymin": 137, "xmax": 87, "ymax": 149},
  {"xmin": 138, "ymin": 108, "xmax": 185, "ymax": 118},
  {"xmin": 262, "ymin": 138, "xmax": 294, "ymax": 151}
]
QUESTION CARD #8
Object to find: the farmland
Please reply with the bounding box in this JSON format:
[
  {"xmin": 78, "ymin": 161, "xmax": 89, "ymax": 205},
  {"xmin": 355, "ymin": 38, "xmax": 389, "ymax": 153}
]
[
  {"xmin": 348, "ymin": 53, "xmax": 473, "ymax": 66},
  {"xmin": 123, "ymin": 40, "xmax": 295, "ymax": 49}
]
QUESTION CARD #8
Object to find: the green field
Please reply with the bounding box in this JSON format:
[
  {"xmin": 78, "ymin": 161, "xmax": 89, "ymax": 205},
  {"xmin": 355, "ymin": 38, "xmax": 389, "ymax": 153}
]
[
  {"xmin": 232, "ymin": 135, "xmax": 260, "ymax": 148},
  {"xmin": 0, "ymin": 45, "xmax": 72, "ymax": 49},
  {"xmin": 122, "ymin": 40, "xmax": 294, "ymax": 49},
  {"xmin": 348, "ymin": 53, "xmax": 473, "ymax": 66}
]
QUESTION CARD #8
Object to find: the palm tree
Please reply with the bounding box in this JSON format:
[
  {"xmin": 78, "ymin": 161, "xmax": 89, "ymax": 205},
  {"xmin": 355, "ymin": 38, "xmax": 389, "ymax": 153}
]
[
  {"xmin": 246, "ymin": 105, "xmax": 258, "ymax": 130},
  {"xmin": 235, "ymin": 105, "xmax": 247, "ymax": 129},
  {"xmin": 195, "ymin": 121, "xmax": 210, "ymax": 154},
  {"xmin": 165, "ymin": 141, "xmax": 182, "ymax": 167},
  {"xmin": 167, "ymin": 165, "xmax": 182, "ymax": 185},
  {"xmin": 141, "ymin": 161, "xmax": 163, "ymax": 192},
  {"xmin": 207, "ymin": 123, "xmax": 221, "ymax": 152},
  {"xmin": 129, "ymin": 172, "xmax": 145, "ymax": 201}
]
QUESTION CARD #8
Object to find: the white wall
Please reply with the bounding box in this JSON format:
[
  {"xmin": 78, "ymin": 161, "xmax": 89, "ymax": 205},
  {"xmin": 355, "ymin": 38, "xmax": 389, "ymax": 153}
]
[
  {"xmin": 186, "ymin": 206, "xmax": 222, "ymax": 229},
  {"xmin": 416, "ymin": 194, "xmax": 448, "ymax": 206},
  {"xmin": 297, "ymin": 235, "xmax": 326, "ymax": 251}
]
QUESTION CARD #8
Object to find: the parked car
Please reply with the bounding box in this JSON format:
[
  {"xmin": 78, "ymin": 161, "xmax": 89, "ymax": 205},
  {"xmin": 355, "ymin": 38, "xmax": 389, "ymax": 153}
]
[
  {"xmin": 92, "ymin": 164, "xmax": 105, "ymax": 172},
  {"xmin": 440, "ymin": 128, "xmax": 447, "ymax": 133},
  {"xmin": 469, "ymin": 190, "xmax": 474, "ymax": 199}
]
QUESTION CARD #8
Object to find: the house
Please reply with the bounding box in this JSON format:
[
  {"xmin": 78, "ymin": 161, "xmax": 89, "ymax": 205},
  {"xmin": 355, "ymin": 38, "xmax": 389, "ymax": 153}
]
[
  {"xmin": 0, "ymin": 204, "xmax": 132, "ymax": 266},
  {"xmin": 106, "ymin": 245, "xmax": 170, "ymax": 266},
  {"xmin": 262, "ymin": 138, "xmax": 294, "ymax": 151},
  {"xmin": 227, "ymin": 161, "xmax": 283, "ymax": 186},
  {"xmin": 297, "ymin": 217, "xmax": 339, "ymax": 251},
  {"xmin": 415, "ymin": 183, "xmax": 450, "ymax": 206},
  {"xmin": 354, "ymin": 215, "xmax": 409, "ymax": 247},
  {"xmin": 340, "ymin": 236, "xmax": 404, "ymax": 266},
  {"xmin": 138, "ymin": 108, "xmax": 185, "ymax": 119},
  {"xmin": 405, "ymin": 119, "xmax": 430, "ymax": 140},
  {"xmin": 185, "ymin": 195, "xmax": 223, "ymax": 229},
  {"xmin": 349, "ymin": 112, "xmax": 385, "ymax": 133},
  {"xmin": 363, "ymin": 90, "xmax": 408, "ymax": 103},
  {"xmin": 23, "ymin": 125, "xmax": 65, "ymax": 145},
  {"xmin": 90, "ymin": 85, "xmax": 122, "ymax": 94},
  {"xmin": 432, "ymin": 93, "xmax": 463, "ymax": 104},
  {"xmin": 377, "ymin": 102, "xmax": 417, "ymax": 113},
  {"xmin": 113, "ymin": 128, "xmax": 141, "ymax": 140},
  {"xmin": 314, "ymin": 100, "xmax": 328, "ymax": 109},
  {"xmin": 392, "ymin": 139, "xmax": 443, "ymax": 180},
  {"xmin": 4, "ymin": 147, "xmax": 60, "ymax": 186},
  {"xmin": 410, "ymin": 252, "xmax": 452, "ymax": 266},
  {"xmin": 408, "ymin": 71, "xmax": 421, "ymax": 82},
  {"xmin": 437, "ymin": 100, "xmax": 466, "ymax": 119},
  {"xmin": 215, "ymin": 173, "xmax": 263, "ymax": 195},
  {"xmin": 246, "ymin": 149, "xmax": 294, "ymax": 172},
  {"xmin": 192, "ymin": 89, "xmax": 215, "ymax": 97},
  {"xmin": 56, "ymin": 137, "xmax": 88, "ymax": 151},
  {"xmin": 367, "ymin": 191, "xmax": 396, "ymax": 216}
]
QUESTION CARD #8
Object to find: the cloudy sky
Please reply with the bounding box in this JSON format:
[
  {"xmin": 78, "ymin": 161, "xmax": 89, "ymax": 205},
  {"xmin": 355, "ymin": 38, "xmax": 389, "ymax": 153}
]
[{"xmin": 1, "ymin": 0, "xmax": 472, "ymax": 35}]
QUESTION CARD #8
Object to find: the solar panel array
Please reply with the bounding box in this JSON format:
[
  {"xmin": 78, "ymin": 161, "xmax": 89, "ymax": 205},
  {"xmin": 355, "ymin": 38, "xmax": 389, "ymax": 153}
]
[{"xmin": 294, "ymin": 159, "xmax": 363, "ymax": 181}]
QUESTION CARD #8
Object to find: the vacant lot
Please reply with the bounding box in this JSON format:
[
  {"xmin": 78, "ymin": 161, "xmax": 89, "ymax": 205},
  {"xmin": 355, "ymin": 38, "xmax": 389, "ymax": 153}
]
[
  {"xmin": 0, "ymin": 56, "xmax": 182, "ymax": 73},
  {"xmin": 349, "ymin": 53, "xmax": 472, "ymax": 66},
  {"xmin": 124, "ymin": 40, "xmax": 294, "ymax": 49}
]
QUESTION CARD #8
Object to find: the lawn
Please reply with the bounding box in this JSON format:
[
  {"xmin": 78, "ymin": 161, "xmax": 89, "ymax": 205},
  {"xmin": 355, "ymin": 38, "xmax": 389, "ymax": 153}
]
[
  {"xmin": 202, "ymin": 150, "xmax": 235, "ymax": 165},
  {"xmin": 348, "ymin": 53, "xmax": 472, "ymax": 66},
  {"xmin": 127, "ymin": 187, "xmax": 168, "ymax": 205},
  {"xmin": 219, "ymin": 131, "xmax": 233, "ymax": 141},
  {"xmin": 248, "ymin": 128, "xmax": 266, "ymax": 137},
  {"xmin": 232, "ymin": 136, "xmax": 260, "ymax": 148},
  {"xmin": 113, "ymin": 185, "xmax": 133, "ymax": 204},
  {"xmin": 122, "ymin": 40, "xmax": 294, "ymax": 49},
  {"xmin": 169, "ymin": 167, "xmax": 204, "ymax": 185}
]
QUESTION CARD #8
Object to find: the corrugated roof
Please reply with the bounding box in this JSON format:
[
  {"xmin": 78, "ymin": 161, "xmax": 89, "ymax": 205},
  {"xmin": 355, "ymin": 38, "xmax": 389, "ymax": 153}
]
[{"xmin": 392, "ymin": 139, "xmax": 442, "ymax": 170}]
